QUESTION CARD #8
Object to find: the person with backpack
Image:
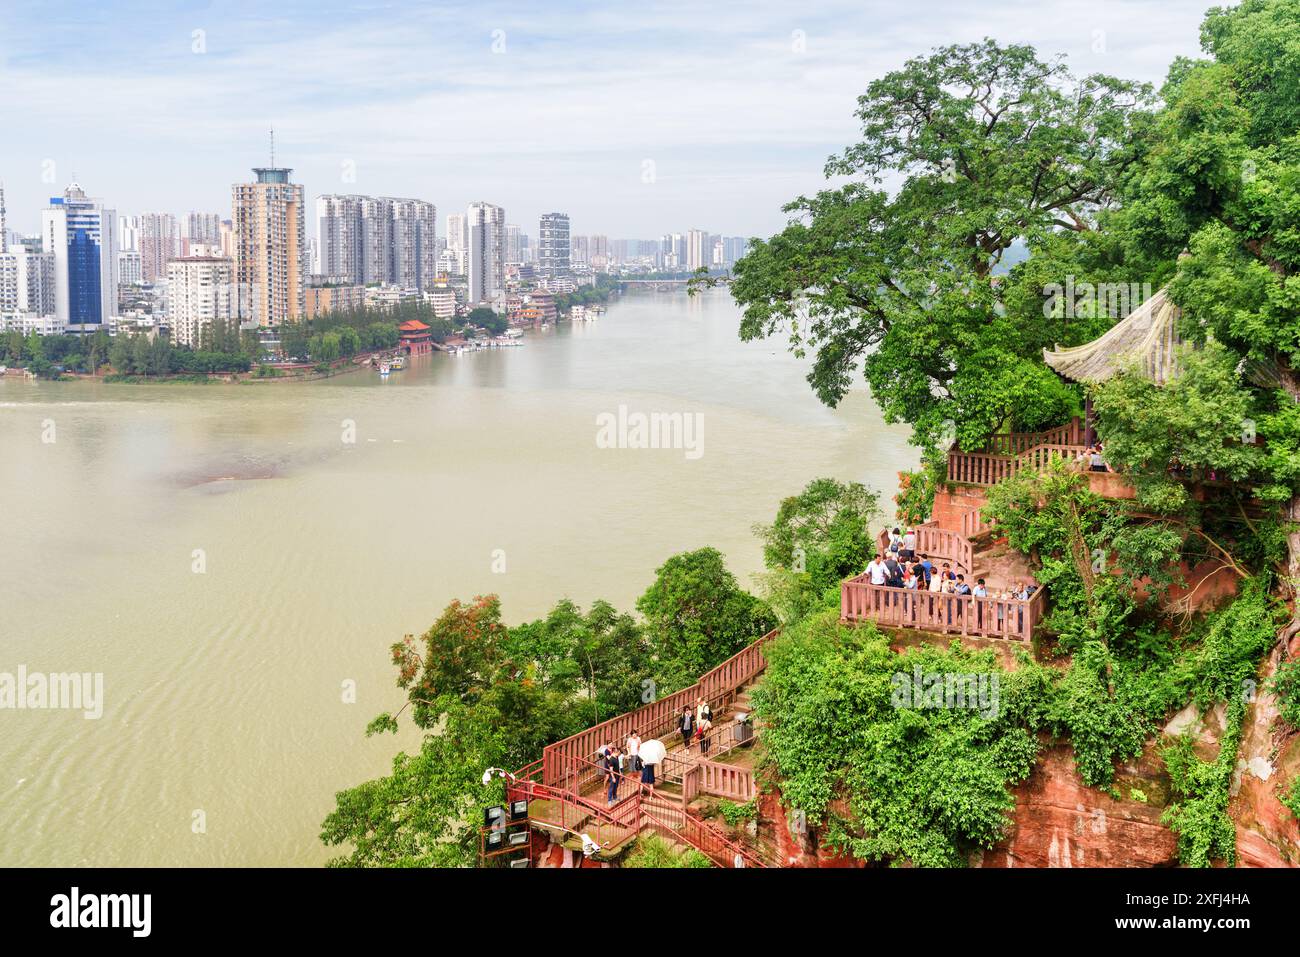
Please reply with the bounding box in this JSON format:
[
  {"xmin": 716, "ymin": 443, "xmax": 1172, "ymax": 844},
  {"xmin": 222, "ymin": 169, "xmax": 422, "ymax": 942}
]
[{"xmin": 696, "ymin": 715, "xmax": 713, "ymax": 756}]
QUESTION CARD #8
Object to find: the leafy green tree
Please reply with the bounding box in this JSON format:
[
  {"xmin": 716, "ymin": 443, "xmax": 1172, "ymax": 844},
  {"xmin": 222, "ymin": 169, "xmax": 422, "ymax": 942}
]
[
  {"xmin": 1094, "ymin": 0, "xmax": 1300, "ymax": 636},
  {"xmin": 731, "ymin": 40, "xmax": 1153, "ymax": 453},
  {"xmin": 506, "ymin": 598, "xmax": 652, "ymax": 725},
  {"xmin": 753, "ymin": 477, "xmax": 880, "ymax": 621},
  {"xmin": 636, "ymin": 548, "xmax": 776, "ymax": 690},
  {"xmin": 321, "ymin": 596, "xmax": 577, "ymax": 867},
  {"xmin": 752, "ymin": 611, "xmax": 1046, "ymax": 866}
]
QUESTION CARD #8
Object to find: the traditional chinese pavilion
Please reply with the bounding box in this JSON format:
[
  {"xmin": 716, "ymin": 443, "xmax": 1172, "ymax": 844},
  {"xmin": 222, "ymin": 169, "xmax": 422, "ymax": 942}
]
[{"xmin": 398, "ymin": 319, "xmax": 433, "ymax": 356}]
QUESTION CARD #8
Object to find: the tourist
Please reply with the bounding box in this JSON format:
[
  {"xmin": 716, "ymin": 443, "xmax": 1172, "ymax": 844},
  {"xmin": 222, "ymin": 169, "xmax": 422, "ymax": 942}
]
[
  {"xmin": 973, "ymin": 578, "xmax": 988, "ymax": 598},
  {"xmin": 884, "ymin": 552, "xmax": 904, "ymax": 587},
  {"xmin": 626, "ymin": 729, "xmax": 642, "ymax": 773},
  {"xmin": 605, "ymin": 747, "xmax": 621, "ymax": 805},
  {"xmin": 640, "ymin": 756, "xmax": 656, "ymax": 790},
  {"xmin": 1089, "ymin": 445, "xmax": 1108, "ymax": 472},
  {"xmin": 901, "ymin": 528, "xmax": 917, "ymax": 561},
  {"xmin": 678, "ymin": 706, "xmax": 695, "ymax": 752},
  {"xmin": 903, "ymin": 568, "xmax": 918, "ymax": 590},
  {"xmin": 928, "ymin": 567, "xmax": 943, "ymax": 593},
  {"xmin": 955, "ymin": 574, "xmax": 971, "ymax": 596},
  {"xmin": 696, "ymin": 698, "xmax": 712, "ymax": 726},
  {"xmin": 867, "ymin": 554, "xmax": 889, "ymax": 586},
  {"xmin": 888, "ymin": 527, "xmax": 902, "ymax": 554},
  {"xmin": 697, "ymin": 715, "xmax": 713, "ymax": 755},
  {"xmin": 919, "ymin": 554, "xmax": 933, "ymax": 585}
]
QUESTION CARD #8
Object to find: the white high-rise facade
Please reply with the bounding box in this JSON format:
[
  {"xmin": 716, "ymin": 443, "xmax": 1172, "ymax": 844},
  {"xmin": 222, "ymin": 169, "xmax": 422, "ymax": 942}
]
[
  {"xmin": 466, "ymin": 202, "xmax": 505, "ymax": 305},
  {"xmin": 41, "ymin": 183, "xmax": 118, "ymax": 331},
  {"xmin": 168, "ymin": 249, "xmax": 235, "ymax": 347},
  {"xmin": 686, "ymin": 228, "xmax": 708, "ymax": 271}
]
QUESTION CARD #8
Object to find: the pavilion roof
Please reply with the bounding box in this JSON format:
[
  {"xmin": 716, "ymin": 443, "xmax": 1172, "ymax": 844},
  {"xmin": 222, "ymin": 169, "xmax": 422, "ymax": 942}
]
[
  {"xmin": 398, "ymin": 319, "xmax": 430, "ymax": 331},
  {"xmin": 1042, "ymin": 286, "xmax": 1189, "ymax": 386}
]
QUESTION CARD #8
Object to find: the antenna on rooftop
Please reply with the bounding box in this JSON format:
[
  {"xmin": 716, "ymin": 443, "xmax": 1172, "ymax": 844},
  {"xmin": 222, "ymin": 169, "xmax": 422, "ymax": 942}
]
[{"xmin": 270, "ymin": 127, "xmax": 276, "ymax": 169}]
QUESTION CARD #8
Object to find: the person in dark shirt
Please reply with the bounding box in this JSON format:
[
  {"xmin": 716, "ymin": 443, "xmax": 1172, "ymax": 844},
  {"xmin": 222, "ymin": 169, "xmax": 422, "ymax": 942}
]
[{"xmin": 678, "ymin": 706, "xmax": 695, "ymax": 752}]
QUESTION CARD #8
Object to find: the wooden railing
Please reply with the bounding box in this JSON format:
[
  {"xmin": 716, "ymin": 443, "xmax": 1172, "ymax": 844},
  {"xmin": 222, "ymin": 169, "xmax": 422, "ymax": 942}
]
[
  {"xmin": 540, "ymin": 629, "xmax": 778, "ymax": 788},
  {"xmin": 948, "ymin": 441, "xmax": 1086, "ymax": 486},
  {"xmin": 511, "ymin": 753, "xmax": 765, "ymax": 867},
  {"xmin": 982, "ymin": 417, "xmax": 1083, "ymax": 456},
  {"xmin": 840, "ymin": 575, "xmax": 1045, "ymax": 641},
  {"xmin": 961, "ymin": 507, "xmax": 989, "ymax": 539}
]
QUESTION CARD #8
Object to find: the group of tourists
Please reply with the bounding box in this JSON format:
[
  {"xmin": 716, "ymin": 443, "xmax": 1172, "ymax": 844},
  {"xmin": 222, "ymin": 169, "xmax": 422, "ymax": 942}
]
[
  {"xmin": 599, "ymin": 699, "xmax": 718, "ymax": 806},
  {"xmin": 1078, "ymin": 444, "xmax": 1109, "ymax": 472},
  {"xmin": 677, "ymin": 699, "xmax": 713, "ymax": 755},
  {"xmin": 871, "ymin": 528, "xmax": 1038, "ymax": 603}
]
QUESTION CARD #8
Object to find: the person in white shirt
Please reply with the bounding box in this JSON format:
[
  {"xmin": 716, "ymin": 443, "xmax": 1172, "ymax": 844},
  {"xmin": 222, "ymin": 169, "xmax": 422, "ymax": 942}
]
[
  {"xmin": 901, "ymin": 529, "xmax": 917, "ymax": 560},
  {"xmin": 626, "ymin": 730, "xmax": 642, "ymax": 772},
  {"xmin": 867, "ymin": 555, "xmax": 889, "ymax": 586},
  {"xmin": 973, "ymin": 579, "xmax": 988, "ymax": 597}
]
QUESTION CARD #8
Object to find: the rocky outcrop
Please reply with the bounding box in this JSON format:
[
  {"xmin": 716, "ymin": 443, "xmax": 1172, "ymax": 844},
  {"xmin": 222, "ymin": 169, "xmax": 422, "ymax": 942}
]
[
  {"xmin": 979, "ymin": 743, "xmax": 1178, "ymax": 867},
  {"xmin": 1228, "ymin": 641, "xmax": 1300, "ymax": 867}
]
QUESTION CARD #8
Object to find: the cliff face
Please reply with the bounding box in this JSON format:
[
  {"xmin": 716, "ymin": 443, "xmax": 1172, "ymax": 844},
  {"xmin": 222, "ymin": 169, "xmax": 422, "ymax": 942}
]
[
  {"xmin": 978, "ymin": 743, "xmax": 1178, "ymax": 868},
  {"xmin": 1229, "ymin": 637, "xmax": 1300, "ymax": 868},
  {"xmin": 771, "ymin": 720, "xmax": 1299, "ymax": 868}
]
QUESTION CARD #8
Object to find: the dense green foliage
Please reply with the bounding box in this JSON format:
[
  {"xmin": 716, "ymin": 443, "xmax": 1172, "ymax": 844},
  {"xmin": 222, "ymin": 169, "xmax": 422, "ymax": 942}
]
[
  {"xmin": 1267, "ymin": 656, "xmax": 1300, "ymax": 728},
  {"xmin": 982, "ymin": 458, "xmax": 1184, "ymax": 649},
  {"xmin": 323, "ymin": 547, "xmax": 772, "ymax": 866},
  {"xmin": 635, "ymin": 548, "xmax": 777, "ymax": 692},
  {"xmin": 1160, "ymin": 697, "xmax": 1247, "ymax": 868},
  {"xmin": 752, "ymin": 478, "xmax": 879, "ymax": 621},
  {"xmin": 621, "ymin": 834, "xmax": 713, "ymax": 868},
  {"xmin": 752, "ymin": 612, "xmax": 1047, "ymax": 866},
  {"xmin": 731, "ymin": 40, "xmax": 1152, "ymax": 453}
]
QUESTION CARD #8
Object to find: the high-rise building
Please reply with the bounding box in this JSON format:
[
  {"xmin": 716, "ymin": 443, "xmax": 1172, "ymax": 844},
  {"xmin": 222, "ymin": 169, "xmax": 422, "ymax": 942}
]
[
  {"xmin": 233, "ymin": 166, "xmax": 306, "ymax": 327},
  {"xmin": 389, "ymin": 198, "xmax": 436, "ymax": 291},
  {"xmin": 445, "ymin": 213, "xmax": 467, "ymax": 276},
  {"xmin": 139, "ymin": 212, "xmax": 179, "ymax": 284},
  {"xmin": 168, "ymin": 248, "xmax": 235, "ymax": 347},
  {"xmin": 505, "ymin": 224, "xmax": 523, "ymax": 266},
  {"xmin": 316, "ymin": 194, "xmax": 436, "ymax": 290},
  {"xmin": 570, "ymin": 234, "xmax": 588, "ymax": 265},
  {"xmin": 41, "ymin": 183, "xmax": 118, "ymax": 331},
  {"xmin": 686, "ymin": 228, "xmax": 708, "ymax": 271},
  {"xmin": 186, "ymin": 212, "xmax": 223, "ymax": 246},
  {"xmin": 538, "ymin": 213, "xmax": 570, "ymax": 277},
  {"xmin": 466, "ymin": 202, "xmax": 505, "ymax": 305},
  {"xmin": 118, "ymin": 250, "xmax": 143, "ymax": 286},
  {"xmin": 0, "ymin": 183, "xmax": 6, "ymax": 254}
]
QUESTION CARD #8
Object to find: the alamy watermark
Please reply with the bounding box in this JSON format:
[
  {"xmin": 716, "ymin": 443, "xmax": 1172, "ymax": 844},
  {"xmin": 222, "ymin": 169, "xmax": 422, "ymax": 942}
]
[
  {"xmin": 890, "ymin": 666, "xmax": 999, "ymax": 719},
  {"xmin": 0, "ymin": 666, "xmax": 104, "ymax": 719},
  {"xmin": 1043, "ymin": 277, "xmax": 1154, "ymax": 320},
  {"xmin": 595, "ymin": 404, "xmax": 704, "ymax": 460}
]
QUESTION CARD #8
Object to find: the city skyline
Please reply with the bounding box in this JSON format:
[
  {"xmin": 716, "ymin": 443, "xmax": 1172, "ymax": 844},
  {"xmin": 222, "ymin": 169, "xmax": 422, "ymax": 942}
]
[{"xmin": 0, "ymin": 0, "xmax": 1212, "ymax": 237}]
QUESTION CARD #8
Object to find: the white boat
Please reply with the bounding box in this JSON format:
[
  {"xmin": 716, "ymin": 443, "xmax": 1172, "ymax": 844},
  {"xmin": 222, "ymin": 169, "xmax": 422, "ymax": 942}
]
[
  {"xmin": 391, "ymin": 355, "xmax": 406, "ymax": 370},
  {"xmin": 378, "ymin": 361, "xmax": 391, "ymax": 376}
]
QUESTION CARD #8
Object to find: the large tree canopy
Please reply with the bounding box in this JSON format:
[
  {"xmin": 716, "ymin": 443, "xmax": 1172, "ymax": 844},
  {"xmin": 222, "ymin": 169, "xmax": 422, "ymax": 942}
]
[{"xmin": 732, "ymin": 39, "xmax": 1154, "ymax": 453}]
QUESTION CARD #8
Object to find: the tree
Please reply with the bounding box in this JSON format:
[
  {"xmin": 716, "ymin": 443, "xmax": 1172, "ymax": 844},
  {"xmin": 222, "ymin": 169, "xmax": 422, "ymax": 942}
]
[
  {"xmin": 1094, "ymin": 0, "xmax": 1300, "ymax": 637},
  {"xmin": 321, "ymin": 596, "xmax": 577, "ymax": 867},
  {"xmin": 506, "ymin": 599, "xmax": 652, "ymax": 726},
  {"xmin": 754, "ymin": 477, "xmax": 880, "ymax": 621},
  {"xmin": 636, "ymin": 548, "xmax": 777, "ymax": 690},
  {"xmin": 731, "ymin": 40, "xmax": 1154, "ymax": 454}
]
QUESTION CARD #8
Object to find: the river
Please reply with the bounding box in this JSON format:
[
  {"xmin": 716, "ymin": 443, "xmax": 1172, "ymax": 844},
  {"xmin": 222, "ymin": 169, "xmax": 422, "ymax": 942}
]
[{"xmin": 0, "ymin": 288, "xmax": 916, "ymax": 865}]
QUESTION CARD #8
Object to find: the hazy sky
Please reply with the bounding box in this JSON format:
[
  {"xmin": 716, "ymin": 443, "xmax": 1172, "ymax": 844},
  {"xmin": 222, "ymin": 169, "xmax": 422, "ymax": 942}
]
[{"xmin": 1, "ymin": 0, "xmax": 1215, "ymax": 241}]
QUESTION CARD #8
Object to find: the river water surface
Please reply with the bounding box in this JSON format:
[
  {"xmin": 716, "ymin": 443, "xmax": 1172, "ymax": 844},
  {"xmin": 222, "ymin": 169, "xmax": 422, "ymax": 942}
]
[{"xmin": 0, "ymin": 289, "xmax": 916, "ymax": 865}]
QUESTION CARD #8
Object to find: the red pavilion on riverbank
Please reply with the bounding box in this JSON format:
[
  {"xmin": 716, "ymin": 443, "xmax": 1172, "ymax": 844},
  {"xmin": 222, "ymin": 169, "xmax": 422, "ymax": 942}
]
[{"xmin": 398, "ymin": 319, "xmax": 433, "ymax": 356}]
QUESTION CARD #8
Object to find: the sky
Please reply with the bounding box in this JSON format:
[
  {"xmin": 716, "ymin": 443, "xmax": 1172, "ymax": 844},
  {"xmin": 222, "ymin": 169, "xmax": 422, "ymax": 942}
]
[{"xmin": 0, "ymin": 0, "xmax": 1217, "ymax": 242}]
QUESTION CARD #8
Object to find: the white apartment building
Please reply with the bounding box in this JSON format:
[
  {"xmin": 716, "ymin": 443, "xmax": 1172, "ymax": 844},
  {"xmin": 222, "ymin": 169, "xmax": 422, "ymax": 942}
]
[
  {"xmin": 167, "ymin": 249, "xmax": 235, "ymax": 347},
  {"xmin": 466, "ymin": 201, "xmax": 505, "ymax": 305}
]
